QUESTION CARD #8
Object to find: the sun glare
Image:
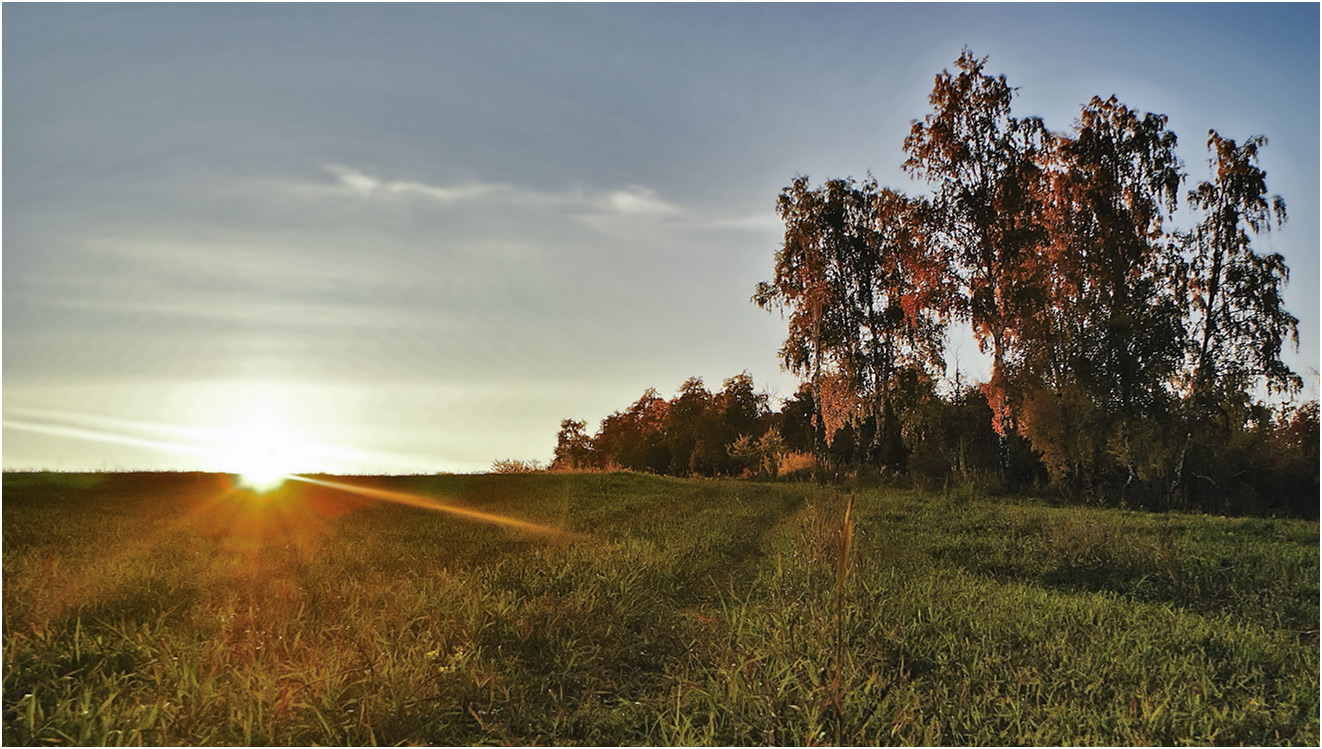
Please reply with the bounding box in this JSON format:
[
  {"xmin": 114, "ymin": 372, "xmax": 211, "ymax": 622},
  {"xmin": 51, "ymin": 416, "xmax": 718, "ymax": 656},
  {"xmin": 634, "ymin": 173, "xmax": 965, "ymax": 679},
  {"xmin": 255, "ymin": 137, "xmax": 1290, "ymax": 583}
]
[
  {"xmin": 221, "ymin": 405, "xmax": 309, "ymax": 493},
  {"xmin": 235, "ymin": 464, "xmax": 289, "ymax": 493}
]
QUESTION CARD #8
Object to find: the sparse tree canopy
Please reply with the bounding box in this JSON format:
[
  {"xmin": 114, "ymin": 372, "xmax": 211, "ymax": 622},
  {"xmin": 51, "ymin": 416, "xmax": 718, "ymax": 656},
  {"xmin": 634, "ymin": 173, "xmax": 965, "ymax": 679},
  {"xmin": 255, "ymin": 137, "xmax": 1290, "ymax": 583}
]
[
  {"xmin": 556, "ymin": 50, "xmax": 1312, "ymax": 516},
  {"xmin": 755, "ymin": 176, "xmax": 949, "ymax": 462},
  {"xmin": 1186, "ymin": 131, "xmax": 1300, "ymax": 403},
  {"xmin": 749, "ymin": 50, "xmax": 1307, "ymax": 509},
  {"xmin": 902, "ymin": 49, "xmax": 1051, "ymax": 435}
]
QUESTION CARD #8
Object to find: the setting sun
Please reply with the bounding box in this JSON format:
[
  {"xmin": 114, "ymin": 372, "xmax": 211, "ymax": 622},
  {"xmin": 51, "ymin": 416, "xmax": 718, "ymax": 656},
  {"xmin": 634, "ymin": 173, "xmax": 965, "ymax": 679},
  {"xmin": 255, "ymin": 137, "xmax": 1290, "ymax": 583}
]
[
  {"xmin": 235, "ymin": 464, "xmax": 289, "ymax": 494},
  {"xmin": 220, "ymin": 405, "xmax": 308, "ymax": 493}
]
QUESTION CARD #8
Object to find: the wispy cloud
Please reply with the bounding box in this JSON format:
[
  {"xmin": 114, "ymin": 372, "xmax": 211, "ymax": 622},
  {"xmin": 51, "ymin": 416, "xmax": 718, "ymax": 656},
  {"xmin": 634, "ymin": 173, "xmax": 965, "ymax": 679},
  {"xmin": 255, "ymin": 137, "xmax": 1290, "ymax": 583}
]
[
  {"xmin": 319, "ymin": 164, "xmax": 683, "ymax": 222},
  {"xmin": 599, "ymin": 186, "xmax": 681, "ymax": 217},
  {"xmin": 307, "ymin": 164, "xmax": 777, "ymax": 235},
  {"xmin": 324, "ymin": 164, "xmax": 506, "ymax": 204}
]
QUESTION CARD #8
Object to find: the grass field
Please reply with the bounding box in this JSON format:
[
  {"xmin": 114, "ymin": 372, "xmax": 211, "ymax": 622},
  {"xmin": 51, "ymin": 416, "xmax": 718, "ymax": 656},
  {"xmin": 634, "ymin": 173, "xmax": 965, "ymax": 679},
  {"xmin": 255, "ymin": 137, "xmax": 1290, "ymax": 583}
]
[{"xmin": 3, "ymin": 471, "xmax": 1317, "ymax": 745}]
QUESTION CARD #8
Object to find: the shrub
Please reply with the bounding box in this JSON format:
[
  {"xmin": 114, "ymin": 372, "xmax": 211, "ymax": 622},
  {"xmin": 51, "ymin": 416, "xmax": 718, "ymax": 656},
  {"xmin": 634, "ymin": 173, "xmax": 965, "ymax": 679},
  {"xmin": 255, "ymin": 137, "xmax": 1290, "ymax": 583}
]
[
  {"xmin": 490, "ymin": 458, "xmax": 545, "ymax": 474},
  {"xmin": 777, "ymin": 451, "xmax": 817, "ymax": 481}
]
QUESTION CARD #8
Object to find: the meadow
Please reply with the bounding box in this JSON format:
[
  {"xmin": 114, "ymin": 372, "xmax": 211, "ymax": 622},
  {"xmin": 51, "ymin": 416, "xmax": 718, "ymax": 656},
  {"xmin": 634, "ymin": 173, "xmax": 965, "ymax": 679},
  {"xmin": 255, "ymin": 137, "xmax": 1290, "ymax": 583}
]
[{"xmin": 2, "ymin": 471, "xmax": 1317, "ymax": 745}]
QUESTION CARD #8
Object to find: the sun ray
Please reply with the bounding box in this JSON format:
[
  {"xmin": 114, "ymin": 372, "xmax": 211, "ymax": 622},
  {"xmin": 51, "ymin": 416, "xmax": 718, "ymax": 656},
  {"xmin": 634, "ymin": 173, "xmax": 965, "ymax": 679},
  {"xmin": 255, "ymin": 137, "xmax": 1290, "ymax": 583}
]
[
  {"xmin": 2, "ymin": 417, "xmax": 222, "ymax": 460},
  {"xmin": 288, "ymin": 475, "xmax": 576, "ymax": 538}
]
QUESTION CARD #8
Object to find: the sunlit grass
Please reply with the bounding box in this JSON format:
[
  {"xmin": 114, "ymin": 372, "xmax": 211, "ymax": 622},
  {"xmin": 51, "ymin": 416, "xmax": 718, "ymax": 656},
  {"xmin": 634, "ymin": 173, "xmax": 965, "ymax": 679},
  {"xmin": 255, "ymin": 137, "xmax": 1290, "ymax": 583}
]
[{"xmin": 2, "ymin": 472, "xmax": 1316, "ymax": 745}]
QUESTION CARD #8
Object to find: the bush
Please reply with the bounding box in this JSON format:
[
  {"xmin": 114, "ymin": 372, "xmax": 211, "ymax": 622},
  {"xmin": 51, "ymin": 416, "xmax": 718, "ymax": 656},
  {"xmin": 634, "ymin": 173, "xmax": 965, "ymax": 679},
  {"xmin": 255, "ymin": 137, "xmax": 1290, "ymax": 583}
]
[
  {"xmin": 777, "ymin": 451, "xmax": 817, "ymax": 481},
  {"xmin": 490, "ymin": 458, "xmax": 545, "ymax": 474}
]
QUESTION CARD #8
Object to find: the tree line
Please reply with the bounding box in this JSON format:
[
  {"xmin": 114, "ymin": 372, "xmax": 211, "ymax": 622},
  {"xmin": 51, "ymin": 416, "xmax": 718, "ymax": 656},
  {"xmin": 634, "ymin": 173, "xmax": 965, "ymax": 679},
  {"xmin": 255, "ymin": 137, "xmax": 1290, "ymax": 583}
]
[
  {"xmin": 553, "ymin": 373, "xmax": 780, "ymax": 477},
  {"xmin": 553, "ymin": 51, "xmax": 1317, "ymax": 517}
]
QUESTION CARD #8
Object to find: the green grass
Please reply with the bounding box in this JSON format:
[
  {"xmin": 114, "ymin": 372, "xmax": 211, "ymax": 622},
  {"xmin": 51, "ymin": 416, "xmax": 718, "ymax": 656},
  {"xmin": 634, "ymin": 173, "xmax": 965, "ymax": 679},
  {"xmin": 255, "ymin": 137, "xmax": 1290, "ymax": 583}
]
[{"xmin": 3, "ymin": 471, "xmax": 1317, "ymax": 745}]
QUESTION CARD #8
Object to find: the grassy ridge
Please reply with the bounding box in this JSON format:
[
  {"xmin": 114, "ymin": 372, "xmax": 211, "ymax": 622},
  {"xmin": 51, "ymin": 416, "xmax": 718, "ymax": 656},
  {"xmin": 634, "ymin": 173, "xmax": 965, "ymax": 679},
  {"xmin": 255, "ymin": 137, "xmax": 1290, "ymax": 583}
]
[{"xmin": 2, "ymin": 472, "xmax": 1317, "ymax": 745}]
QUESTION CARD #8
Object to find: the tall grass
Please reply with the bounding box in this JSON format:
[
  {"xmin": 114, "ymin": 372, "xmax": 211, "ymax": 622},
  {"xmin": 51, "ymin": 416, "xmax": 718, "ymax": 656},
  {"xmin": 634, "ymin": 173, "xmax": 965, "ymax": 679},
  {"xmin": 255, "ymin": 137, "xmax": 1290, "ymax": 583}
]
[{"xmin": 3, "ymin": 472, "xmax": 1316, "ymax": 745}]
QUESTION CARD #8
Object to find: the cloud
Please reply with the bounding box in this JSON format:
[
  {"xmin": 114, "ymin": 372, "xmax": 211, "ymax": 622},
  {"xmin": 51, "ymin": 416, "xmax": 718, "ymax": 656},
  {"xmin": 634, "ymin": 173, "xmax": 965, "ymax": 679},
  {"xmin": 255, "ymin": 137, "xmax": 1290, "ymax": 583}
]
[
  {"xmin": 389, "ymin": 180, "xmax": 503, "ymax": 203},
  {"xmin": 327, "ymin": 164, "xmax": 382, "ymax": 196},
  {"xmin": 324, "ymin": 164, "xmax": 506, "ymax": 204},
  {"xmin": 321, "ymin": 164, "xmax": 685, "ymax": 221},
  {"xmin": 600, "ymin": 186, "xmax": 681, "ymax": 216},
  {"xmin": 313, "ymin": 164, "xmax": 775, "ymax": 235}
]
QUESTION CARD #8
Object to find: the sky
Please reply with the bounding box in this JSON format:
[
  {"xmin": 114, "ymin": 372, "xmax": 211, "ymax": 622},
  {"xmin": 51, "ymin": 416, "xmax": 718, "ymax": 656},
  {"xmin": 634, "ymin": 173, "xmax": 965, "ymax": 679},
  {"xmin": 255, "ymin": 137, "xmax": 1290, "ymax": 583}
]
[{"xmin": 4, "ymin": 2, "xmax": 1318, "ymax": 475}]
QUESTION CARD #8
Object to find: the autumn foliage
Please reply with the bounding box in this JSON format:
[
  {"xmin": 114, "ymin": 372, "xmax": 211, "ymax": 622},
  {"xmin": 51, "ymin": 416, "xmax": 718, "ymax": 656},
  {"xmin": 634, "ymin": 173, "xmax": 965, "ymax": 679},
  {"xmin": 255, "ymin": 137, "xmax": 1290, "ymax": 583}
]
[{"xmin": 555, "ymin": 51, "xmax": 1314, "ymax": 518}]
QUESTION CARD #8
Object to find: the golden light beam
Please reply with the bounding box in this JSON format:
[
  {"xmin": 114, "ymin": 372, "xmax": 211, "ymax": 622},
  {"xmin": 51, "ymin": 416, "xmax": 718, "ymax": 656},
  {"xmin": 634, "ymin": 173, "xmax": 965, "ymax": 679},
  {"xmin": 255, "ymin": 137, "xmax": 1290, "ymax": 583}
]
[
  {"xmin": 3, "ymin": 418, "xmax": 221, "ymax": 460},
  {"xmin": 6, "ymin": 406, "xmax": 225, "ymax": 445},
  {"xmin": 287, "ymin": 475, "xmax": 576, "ymax": 539}
]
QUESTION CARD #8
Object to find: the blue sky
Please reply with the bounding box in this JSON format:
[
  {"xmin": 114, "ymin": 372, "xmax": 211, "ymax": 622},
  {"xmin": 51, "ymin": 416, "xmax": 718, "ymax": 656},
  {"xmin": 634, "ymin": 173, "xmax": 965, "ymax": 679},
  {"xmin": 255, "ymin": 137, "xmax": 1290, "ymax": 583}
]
[{"xmin": 4, "ymin": 3, "xmax": 1318, "ymax": 473}]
